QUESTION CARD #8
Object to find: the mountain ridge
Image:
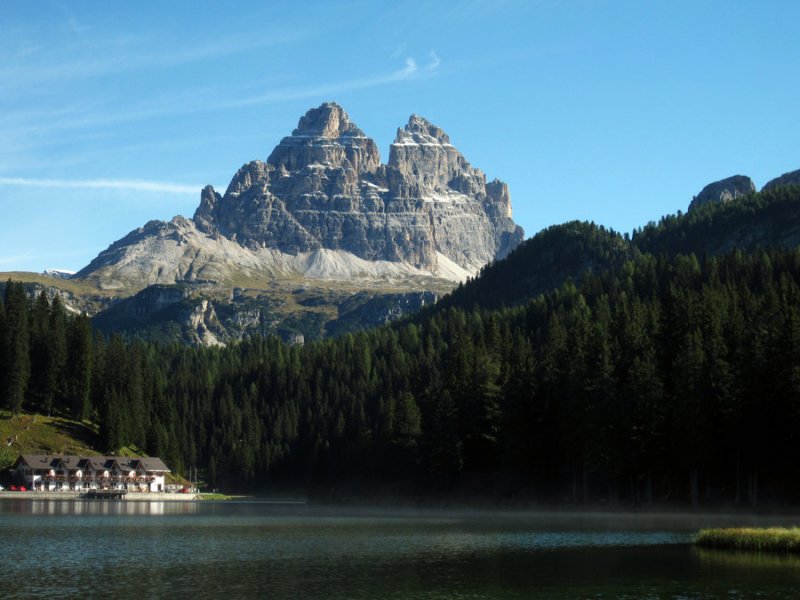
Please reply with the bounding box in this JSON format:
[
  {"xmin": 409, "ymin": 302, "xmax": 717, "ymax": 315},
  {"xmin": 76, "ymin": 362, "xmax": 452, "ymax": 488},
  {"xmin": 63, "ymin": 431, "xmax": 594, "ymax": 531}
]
[
  {"xmin": 51, "ymin": 103, "xmax": 522, "ymax": 344},
  {"xmin": 7, "ymin": 104, "xmax": 800, "ymax": 345},
  {"xmin": 435, "ymin": 183, "xmax": 800, "ymax": 314},
  {"xmin": 78, "ymin": 102, "xmax": 523, "ymax": 292}
]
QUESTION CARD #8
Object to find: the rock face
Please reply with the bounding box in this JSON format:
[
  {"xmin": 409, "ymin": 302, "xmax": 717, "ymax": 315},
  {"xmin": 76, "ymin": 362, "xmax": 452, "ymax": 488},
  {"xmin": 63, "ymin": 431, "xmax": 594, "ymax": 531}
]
[
  {"xmin": 90, "ymin": 282, "xmax": 439, "ymax": 346},
  {"xmin": 75, "ymin": 213, "xmax": 473, "ymax": 291},
  {"xmin": 73, "ymin": 102, "xmax": 524, "ymax": 345},
  {"xmin": 191, "ymin": 102, "xmax": 523, "ymax": 274},
  {"xmin": 763, "ymin": 169, "xmax": 800, "ymax": 191},
  {"xmin": 689, "ymin": 175, "xmax": 755, "ymax": 212}
]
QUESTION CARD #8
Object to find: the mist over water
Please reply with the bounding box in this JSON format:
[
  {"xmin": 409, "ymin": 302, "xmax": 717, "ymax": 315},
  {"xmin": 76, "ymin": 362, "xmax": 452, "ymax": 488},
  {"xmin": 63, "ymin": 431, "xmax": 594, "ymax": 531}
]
[{"xmin": 2, "ymin": 500, "xmax": 800, "ymax": 599}]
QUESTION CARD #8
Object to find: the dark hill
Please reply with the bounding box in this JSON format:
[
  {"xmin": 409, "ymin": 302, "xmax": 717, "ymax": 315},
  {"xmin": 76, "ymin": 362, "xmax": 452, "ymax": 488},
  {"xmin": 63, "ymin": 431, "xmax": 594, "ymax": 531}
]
[
  {"xmin": 436, "ymin": 221, "xmax": 634, "ymax": 312},
  {"xmin": 436, "ymin": 185, "xmax": 800, "ymax": 313},
  {"xmin": 633, "ymin": 185, "xmax": 800, "ymax": 257}
]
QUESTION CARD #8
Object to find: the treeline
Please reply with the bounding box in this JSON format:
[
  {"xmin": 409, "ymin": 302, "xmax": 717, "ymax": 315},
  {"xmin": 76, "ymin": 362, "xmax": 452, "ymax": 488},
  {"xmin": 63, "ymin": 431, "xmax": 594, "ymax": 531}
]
[
  {"xmin": 0, "ymin": 282, "xmax": 183, "ymax": 470},
  {"xmin": 632, "ymin": 184, "xmax": 800, "ymax": 257},
  {"xmin": 436, "ymin": 220, "xmax": 635, "ymax": 313},
  {"xmin": 0, "ymin": 286, "xmax": 92, "ymax": 422},
  {"xmin": 4, "ymin": 246, "xmax": 800, "ymax": 505},
  {"xmin": 440, "ymin": 185, "xmax": 800, "ymax": 316}
]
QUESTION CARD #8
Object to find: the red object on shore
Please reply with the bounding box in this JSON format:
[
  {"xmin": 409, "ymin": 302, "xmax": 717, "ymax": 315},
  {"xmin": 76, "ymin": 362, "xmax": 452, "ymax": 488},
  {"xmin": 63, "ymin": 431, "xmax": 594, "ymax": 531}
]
[
  {"xmin": 10, "ymin": 485, "xmax": 18, "ymax": 491},
  {"xmin": 20, "ymin": 486, "xmax": 27, "ymax": 492}
]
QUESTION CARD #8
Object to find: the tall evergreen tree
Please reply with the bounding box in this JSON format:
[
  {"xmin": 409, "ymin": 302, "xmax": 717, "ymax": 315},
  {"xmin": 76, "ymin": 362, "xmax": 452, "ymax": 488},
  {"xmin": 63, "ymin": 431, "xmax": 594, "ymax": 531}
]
[
  {"xmin": 66, "ymin": 314, "xmax": 93, "ymax": 421},
  {"xmin": 3, "ymin": 281, "xmax": 30, "ymax": 414}
]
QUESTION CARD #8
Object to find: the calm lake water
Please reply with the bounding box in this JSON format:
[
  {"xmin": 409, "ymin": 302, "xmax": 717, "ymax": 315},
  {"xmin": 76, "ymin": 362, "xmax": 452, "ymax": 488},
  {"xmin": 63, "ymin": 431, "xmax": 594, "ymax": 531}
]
[{"xmin": 2, "ymin": 500, "xmax": 800, "ymax": 599}]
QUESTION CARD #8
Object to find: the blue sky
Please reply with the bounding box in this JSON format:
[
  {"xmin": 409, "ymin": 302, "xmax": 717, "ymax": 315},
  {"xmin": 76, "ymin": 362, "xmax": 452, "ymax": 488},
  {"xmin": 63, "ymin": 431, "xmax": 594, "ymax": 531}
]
[{"xmin": 1, "ymin": 0, "xmax": 799, "ymax": 273}]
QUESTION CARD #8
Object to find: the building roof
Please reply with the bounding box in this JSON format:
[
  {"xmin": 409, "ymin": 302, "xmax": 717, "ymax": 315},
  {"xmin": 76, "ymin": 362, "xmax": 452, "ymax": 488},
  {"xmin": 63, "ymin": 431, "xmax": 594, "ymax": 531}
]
[
  {"xmin": 16, "ymin": 454, "xmax": 61, "ymax": 469},
  {"xmin": 15, "ymin": 454, "xmax": 170, "ymax": 473},
  {"xmin": 83, "ymin": 457, "xmax": 110, "ymax": 471},
  {"xmin": 131, "ymin": 457, "xmax": 170, "ymax": 473}
]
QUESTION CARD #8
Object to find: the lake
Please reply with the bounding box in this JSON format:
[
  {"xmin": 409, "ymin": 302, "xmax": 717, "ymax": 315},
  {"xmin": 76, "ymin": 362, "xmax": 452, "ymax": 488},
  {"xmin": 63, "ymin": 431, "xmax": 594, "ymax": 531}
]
[{"xmin": 1, "ymin": 500, "xmax": 800, "ymax": 599}]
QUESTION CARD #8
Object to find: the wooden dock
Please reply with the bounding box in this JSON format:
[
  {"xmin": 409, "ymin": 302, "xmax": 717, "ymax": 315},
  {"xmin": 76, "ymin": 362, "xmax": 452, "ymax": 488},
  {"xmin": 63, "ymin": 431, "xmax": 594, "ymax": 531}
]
[{"xmin": 82, "ymin": 489, "xmax": 127, "ymax": 500}]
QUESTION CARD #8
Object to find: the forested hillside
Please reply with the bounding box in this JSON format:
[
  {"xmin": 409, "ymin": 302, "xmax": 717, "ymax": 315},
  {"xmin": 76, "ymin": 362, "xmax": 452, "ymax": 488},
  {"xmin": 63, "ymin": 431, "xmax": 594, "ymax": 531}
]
[
  {"xmin": 435, "ymin": 221, "xmax": 635, "ymax": 312},
  {"xmin": 3, "ymin": 188, "xmax": 800, "ymax": 505},
  {"xmin": 439, "ymin": 185, "xmax": 800, "ymax": 313},
  {"xmin": 633, "ymin": 185, "xmax": 800, "ymax": 257}
]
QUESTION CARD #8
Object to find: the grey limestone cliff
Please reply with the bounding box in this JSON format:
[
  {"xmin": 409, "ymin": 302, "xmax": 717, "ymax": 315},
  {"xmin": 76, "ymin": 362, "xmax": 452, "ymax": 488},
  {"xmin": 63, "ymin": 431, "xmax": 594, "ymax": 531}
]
[
  {"xmin": 72, "ymin": 102, "xmax": 525, "ymax": 345},
  {"xmin": 763, "ymin": 169, "xmax": 800, "ymax": 191},
  {"xmin": 689, "ymin": 175, "xmax": 756, "ymax": 212},
  {"xmin": 193, "ymin": 102, "xmax": 523, "ymax": 272}
]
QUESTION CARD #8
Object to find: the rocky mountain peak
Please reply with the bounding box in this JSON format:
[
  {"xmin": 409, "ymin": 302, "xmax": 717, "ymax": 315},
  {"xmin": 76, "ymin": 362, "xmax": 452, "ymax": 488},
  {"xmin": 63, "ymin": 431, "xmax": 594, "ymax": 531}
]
[
  {"xmin": 395, "ymin": 114, "xmax": 452, "ymax": 146},
  {"xmin": 763, "ymin": 168, "xmax": 800, "ymax": 191},
  {"xmin": 293, "ymin": 101, "xmax": 364, "ymax": 139},
  {"xmin": 266, "ymin": 102, "xmax": 380, "ymax": 174},
  {"xmin": 193, "ymin": 185, "xmax": 222, "ymax": 234},
  {"xmin": 388, "ymin": 113, "xmax": 482, "ymax": 199},
  {"xmin": 689, "ymin": 175, "xmax": 755, "ymax": 212},
  {"xmin": 81, "ymin": 102, "xmax": 524, "ymax": 288},
  {"xmin": 224, "ymin": 160, "xmax": 272, "ymax": 197}
]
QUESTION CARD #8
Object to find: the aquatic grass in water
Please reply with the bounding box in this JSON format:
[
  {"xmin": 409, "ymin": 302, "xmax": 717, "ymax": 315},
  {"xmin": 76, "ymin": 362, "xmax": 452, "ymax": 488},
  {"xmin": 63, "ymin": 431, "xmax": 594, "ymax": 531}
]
[{"xmin": 696, "ymin": 527, "xmax": 800, "ymax": 553}]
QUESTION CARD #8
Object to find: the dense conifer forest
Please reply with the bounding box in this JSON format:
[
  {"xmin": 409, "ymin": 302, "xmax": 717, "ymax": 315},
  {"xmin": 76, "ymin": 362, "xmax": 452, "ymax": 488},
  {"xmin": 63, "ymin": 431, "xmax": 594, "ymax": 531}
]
[
  {"xmin": 4, "ymin": 188, "xmax": 800, "ymax": 506},
  {"xmin": 440, "ymin": 185, "xmax": 800, "ymax": 312}
]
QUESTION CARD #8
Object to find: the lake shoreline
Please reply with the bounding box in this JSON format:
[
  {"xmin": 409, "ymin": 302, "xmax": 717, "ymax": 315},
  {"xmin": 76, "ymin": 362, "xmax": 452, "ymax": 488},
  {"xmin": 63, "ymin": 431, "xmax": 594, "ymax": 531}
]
[
  {"xmin": 0, "ymin": 490, "xmax": 198, "ymax": 501},
  {"xmin": 300, "ymin": 489, "xmax": 800, "ymax": 516},
  {"xmin": 4, "ymin": 488, "xmax": 800, "ymax": 518}
]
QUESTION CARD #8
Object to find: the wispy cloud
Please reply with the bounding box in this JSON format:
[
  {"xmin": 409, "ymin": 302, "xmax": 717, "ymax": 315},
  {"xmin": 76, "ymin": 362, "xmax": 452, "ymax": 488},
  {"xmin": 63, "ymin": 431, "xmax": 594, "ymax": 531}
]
[
  {"xmin": 219, "ymin": 55, "xmax": 433, "ymax": 109},
  {"xmin": 391, "ymin": 43, "xmax": 407, "ymax": 58},
  {"xmin": 0, "ymin": 177, "xmax": 200, "ymax": 195},
  {"xmin": 2, "ymin": 54, "xmax": 441, "ymax": 137},
  {"xmin": 0, "ymin": 29, "xmax": 306, "ymax": 90},
  {"xmin": 427, "ymin": 51, "xmax": 441, "ymax": 72}
]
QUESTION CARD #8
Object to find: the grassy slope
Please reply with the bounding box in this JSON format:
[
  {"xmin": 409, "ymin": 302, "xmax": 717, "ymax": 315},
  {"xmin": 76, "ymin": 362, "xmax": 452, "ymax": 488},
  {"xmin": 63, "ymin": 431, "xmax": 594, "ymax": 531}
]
[
  {"xmin": 0, "ymin": 272, "xmax": 111, "ymax": 296},
  {"xmin": 0, "ymin": 410, "xmax": 188, "ymax": 485},
  {"xmin": 0, "ymin": 269, "xmax": 454, "ymax": 327},
  {"xmin": 0, "ymin": 410, "xmax": 101, "ymax": 472}
]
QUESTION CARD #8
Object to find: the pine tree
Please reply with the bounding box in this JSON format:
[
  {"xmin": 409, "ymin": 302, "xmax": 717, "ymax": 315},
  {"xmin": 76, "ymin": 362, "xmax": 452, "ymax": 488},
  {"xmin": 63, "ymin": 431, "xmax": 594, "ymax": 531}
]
[
  {"xmin": 3, "ymin": 281, "xmax": 30, "ymax": 414},
  {"xmin": 66, "ymin": 314, "xmax": 93, "ymax": 421},
  {"xmin": 425, "ymin": 389, "xmax": 463, "ymax": 481},
  {"xmin": 48, "ymin": 295, "xmax": 68, "ymax": 414}
]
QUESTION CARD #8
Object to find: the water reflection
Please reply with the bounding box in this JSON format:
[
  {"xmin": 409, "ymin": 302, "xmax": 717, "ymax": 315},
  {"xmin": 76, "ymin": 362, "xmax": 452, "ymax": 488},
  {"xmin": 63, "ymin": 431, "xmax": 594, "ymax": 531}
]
[
  {"xmin": 3, "ymin": 498, "xmax": 198, "ymax": 516},
  {"xmin": 3, "ymin": 504, "xmax": 800, "ymax": 599},
  {"xmin": 694, "ymin": 546, "xmax": 800, "ymax": 570}
]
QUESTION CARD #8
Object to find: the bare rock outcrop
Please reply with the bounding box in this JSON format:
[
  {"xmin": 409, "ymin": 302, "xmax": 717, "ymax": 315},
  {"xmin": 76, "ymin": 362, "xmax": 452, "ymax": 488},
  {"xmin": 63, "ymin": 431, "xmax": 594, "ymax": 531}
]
[
  {"xmin": 190, "ymin": 102, "xmax": 524, "ymax": 273},
  {"xmin": 689, "ymin": 175, "xmax": 756, "ymax": 212},
  {"xmin": 75, "ymin": 101, "xmax": 525, "ymax": 335},
  {"xmin": 763, "ymin": 169, "xmax": 800, "ymax": 191}
]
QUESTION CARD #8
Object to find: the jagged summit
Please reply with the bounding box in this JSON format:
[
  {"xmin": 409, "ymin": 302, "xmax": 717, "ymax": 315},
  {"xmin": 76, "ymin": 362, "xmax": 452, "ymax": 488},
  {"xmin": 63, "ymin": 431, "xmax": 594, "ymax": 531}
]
[
  {"xmin": 395, "ymin": 114, "xmax": 452, "ymax": 146},
  {"xmin": 193, "ymin": 102, "xmax": 522, "ymax": 271},
  {"xmin": 763, "ymin": 168, "xmax": 800, "ymax": 191},
  {"xmin": 688, "ymin": 168, "xmax": 800, "ymax": 212},
  {"xmin": 389, "ymin": 112, "xmax": 487, "ymax": 204},
  {"xmin": 267, "ymin": 103, "xmax": 380, "ymax": 174},
  {"xmin": 689, "ymin": 175, "xmax": 755, "ymax": 212},
  {"xmin": 79, "ymin": 102, "xmax": 524, "ymax": 290},
  {"xmin": 292, "ymin": 102, "xmax": 365, "ymax": 138}
]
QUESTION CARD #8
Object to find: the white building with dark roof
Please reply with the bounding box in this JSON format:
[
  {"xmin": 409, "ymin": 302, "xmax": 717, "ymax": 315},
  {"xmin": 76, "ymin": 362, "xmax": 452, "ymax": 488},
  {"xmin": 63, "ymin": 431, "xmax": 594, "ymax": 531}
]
[{"xmin": 12, "ymin": 455, "xmax": 170, "ymax": 493}]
